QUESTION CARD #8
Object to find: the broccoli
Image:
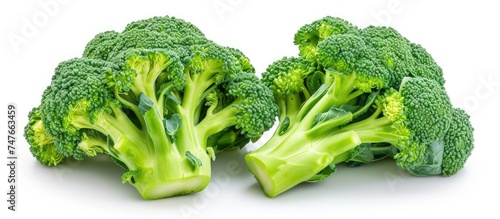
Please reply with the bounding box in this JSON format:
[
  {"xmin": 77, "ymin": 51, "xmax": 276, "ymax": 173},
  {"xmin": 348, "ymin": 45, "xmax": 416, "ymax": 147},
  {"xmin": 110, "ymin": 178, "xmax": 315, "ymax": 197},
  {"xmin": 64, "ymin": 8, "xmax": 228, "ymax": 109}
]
[
  {"xmin": 294, "ymin": 16, "xmax": 359, "ymax": 61},
  {"xmin": 24, "ymin": 107, "xmax": 63, "ymax": 166},
  {"xmin": 360, "ymin": 26, "xmax": 444, "ymax": 87},
  {"xmin": 24, "ymin": 16, "xmax": 277, "ymax": 199},
  {"xmin": 246, "ymin": 17, "xmax": 474, "ymax": 197},
  {"xmin": 406, "ymin": 108, "xmax": 475, "ymax": 176}
]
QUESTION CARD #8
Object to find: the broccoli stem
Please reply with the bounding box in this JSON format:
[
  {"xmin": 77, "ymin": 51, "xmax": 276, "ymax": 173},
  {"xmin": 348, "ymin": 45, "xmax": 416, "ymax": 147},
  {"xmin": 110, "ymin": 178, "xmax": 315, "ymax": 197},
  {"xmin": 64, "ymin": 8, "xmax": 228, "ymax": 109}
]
[
  {"xmin": 124, "ymin": 64, "xmax": 222, "ymax": 199},
  {"xmin": 156, "ymin": 83, "xmax": 174, "ymax": 108},
  {"xmin": 183, "ymin": 71, "xmax": 216, "ymax": 124},
  {"xmin": 246, "ymin": 130, "xmax": 361, "ymax": 197},
  {"xmin": 296, "ymin": 75, "xmax": 359, "ymax": 131},
  {"xmin": 70, "ymin": 112, "xmax": 144, "ymax": 150},
  {"xmin": 282, "ymin": 93, "xmax": 303, "ymax": 122},
  {"xmin": 114, "ymin": 89, "xmax": 146, "ymax": 129},
  {"xmin": 324, "ymin": 69, "xmax": 359, "ymax": 102},
  {"xmin": 332, "ymin": 105, "xmax": 403, "ymax": 146},
  {"xmin": 195, "ymin": 105, "xmax": 239, "ymax": 141},
  {"xmin": 131, "ymin": 103, "xmax": 211, "ymax": 199},
  {"xmin": 161, "ymin": 107, "xmax": 212, "ymax": 196},
  {"xmin": 69, "ymin": 96, "xmax": 212, "ymax": 199},
  {"xmin": 245, "ymin": 98, "xmax": 405, "ymax": 197},
  {"xmin": 141, "ymin": 105, "xmax": 178, "ymax": 182},
  {"xmin": 308, "ymin": 111, "xmax": 353, "ymax": 137},
  {"xmin": 77, "ymin": 134, "xmax": 108, "ymax": 156}
]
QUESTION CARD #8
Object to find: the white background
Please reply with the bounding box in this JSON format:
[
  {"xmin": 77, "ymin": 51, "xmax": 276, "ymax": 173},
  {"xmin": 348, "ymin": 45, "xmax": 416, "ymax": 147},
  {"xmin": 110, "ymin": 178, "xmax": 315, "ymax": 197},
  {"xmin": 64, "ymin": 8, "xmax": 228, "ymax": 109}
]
[{"xmin": 1, "ymin": 0, "xmax": 499, "ymax": 218}]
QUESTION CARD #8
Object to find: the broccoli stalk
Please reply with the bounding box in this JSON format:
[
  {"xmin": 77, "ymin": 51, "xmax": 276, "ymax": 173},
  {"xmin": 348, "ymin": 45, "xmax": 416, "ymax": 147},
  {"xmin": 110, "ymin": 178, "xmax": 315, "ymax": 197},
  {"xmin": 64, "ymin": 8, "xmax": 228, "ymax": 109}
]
[{"xmin": 246, "ymin": 130, "xmax": 361, "ymax": 197}]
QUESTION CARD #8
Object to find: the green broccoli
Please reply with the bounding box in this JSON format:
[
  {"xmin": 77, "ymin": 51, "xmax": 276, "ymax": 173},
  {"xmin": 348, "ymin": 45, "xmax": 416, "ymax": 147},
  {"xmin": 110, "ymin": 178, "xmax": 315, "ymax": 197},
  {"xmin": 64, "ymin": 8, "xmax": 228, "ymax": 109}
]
[
  {"xmin": 246, "ymin": 16, "xmax": 474, "ymax": 197},
  {"xmin": 406, "ymin": 108, "xmax": 475, "ymax": 176},
  {"xmin": 294, "ymin": 16, "xmax": 359, "ymax": 61},
  {"xmin": 24, "ymin": 107, "xmax": 63, "ymax": 166},
  {"xmin": 24, "ymin": 16, "xmax": 277, "ymax": 199}
]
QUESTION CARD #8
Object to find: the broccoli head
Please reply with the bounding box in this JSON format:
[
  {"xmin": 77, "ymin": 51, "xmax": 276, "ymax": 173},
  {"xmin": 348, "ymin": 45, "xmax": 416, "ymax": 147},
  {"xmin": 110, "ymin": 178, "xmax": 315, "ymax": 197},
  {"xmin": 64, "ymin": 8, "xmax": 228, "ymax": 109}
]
[
  {"xmin": 246, "ymin": 16, "xmax": 473, "ymax": 198},
  {"xmin": 25, "ymin": 16, "xmax": 277, "ymax": 199}
]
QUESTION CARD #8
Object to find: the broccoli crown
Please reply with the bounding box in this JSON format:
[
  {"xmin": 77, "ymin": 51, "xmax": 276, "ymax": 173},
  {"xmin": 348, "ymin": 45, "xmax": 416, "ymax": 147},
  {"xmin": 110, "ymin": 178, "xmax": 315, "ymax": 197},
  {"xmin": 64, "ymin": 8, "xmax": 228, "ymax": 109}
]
[
  {"xmin": 24, "ymin": 107, "xmax": 64, "ymax": 166},
  {"xmin": 259, "ymin": 17, "xmax": 446, "ymax": 122},
  {"xmin": 403, "ymin": 108, "xmax": 474, "ymax": 177},
  {"xmin": 87, "ymin": 29, "xmax": 208, "ymax": 62},
  {"xmin": 441, "ymin": 108, "xmax": 474, "ymax": 176},
  {"xmin": 291, "ymin": 17, "xmax": 445, "ymax": 90},
  {"xmin": 360, "ymin": 26, "xmax": 411, "ymax": 67},
  {"xmin": 101, "ymin": 27, "xmax": 271, "ymax": 148},
  {"xmin": 83, "ymin": 16, "xmax": 210, "ymax": 62},
  {"xmin": 294, "ymin": 16, "xmax": 359, "ymax": 60},
  {"xmin": 224, "ymin": 74, "xmax": 279, "ymax": 139},
  {"xmin": 123, "ymin": 15, "xmax": 205, "ymax": 38}
]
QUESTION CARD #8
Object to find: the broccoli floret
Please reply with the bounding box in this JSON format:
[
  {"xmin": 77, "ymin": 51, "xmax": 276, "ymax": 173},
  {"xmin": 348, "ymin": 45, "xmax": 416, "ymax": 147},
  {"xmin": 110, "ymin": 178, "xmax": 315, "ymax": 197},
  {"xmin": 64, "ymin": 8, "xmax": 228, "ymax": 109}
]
[
  {"xmin": 24, "ymin": 107, "xmax": 64, "ymax": 166},
  {"xmin": 25, "ymin": 16, "xmax": 277, "ymax": 200},
  {"xmin": 263, "ymin": 56, "xmax": 316, "ymax": 96},
  {"xmin": 360, "ymin": 26, "xmax": 413, "ymax": 88},
  {"xmin": 441, "ymin": 108, "xmax": 474, "ymax": 176},
  {"xmin": 294, "ymin": 16, "xmax": 359, "ymax": 60},
  {"xmin": 262, "ymin": 57, "xmax": 316, "ymax": 123},
  {"xmin": 407, "ymin": 108, "xmax": 474, "ymax": 176},
  {"xmin": 246, "ymin": 77, "xmax": 461, "ymax": 197}
]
